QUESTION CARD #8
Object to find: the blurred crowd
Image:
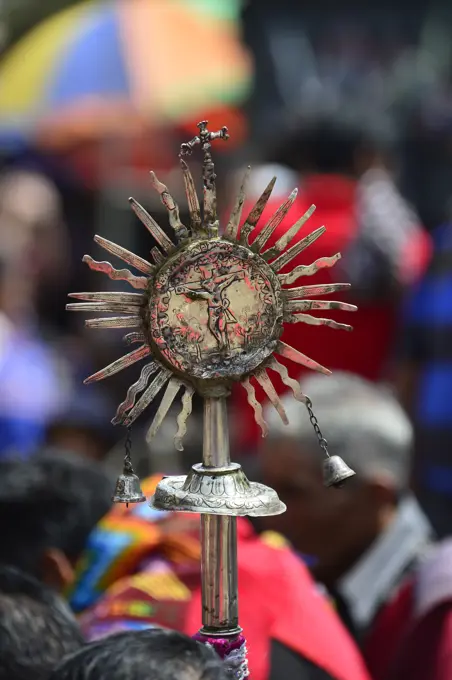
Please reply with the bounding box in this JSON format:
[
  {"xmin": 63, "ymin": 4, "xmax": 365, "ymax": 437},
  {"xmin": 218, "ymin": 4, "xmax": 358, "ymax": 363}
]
[{"xmin": 1, "ymin": 1, "xmax": 452, "ymax": 679}]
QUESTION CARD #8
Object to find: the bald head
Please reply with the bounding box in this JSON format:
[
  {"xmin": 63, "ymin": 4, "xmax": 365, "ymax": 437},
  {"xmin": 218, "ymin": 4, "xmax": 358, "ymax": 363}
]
[
  {"xmin": 260, "ymin": 373, "xmax": 414, "ymax": 581},
  {"xmin": 264, "ymin": 372, "xmax": 413, "ymax": 490}
]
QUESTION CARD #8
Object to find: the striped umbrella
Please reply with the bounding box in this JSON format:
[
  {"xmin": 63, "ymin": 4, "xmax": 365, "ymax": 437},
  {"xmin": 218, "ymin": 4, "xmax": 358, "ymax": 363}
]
[{"xmin": 0, "ymin": 0, "xmax": 251, "ymax": 149}]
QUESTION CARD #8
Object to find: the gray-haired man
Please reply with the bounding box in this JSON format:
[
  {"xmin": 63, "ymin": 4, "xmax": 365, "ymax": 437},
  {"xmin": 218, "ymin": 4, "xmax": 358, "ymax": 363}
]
[{"xmin": 260, "ymin": 371, "xmax": 432, "ymax": 643}]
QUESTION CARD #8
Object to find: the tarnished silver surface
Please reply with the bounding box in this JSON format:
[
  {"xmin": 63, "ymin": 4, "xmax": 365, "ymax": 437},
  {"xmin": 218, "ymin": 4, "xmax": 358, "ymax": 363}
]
[
  {"xmin": 112, "ymin": 471, "xmax": 146, "ymax": 504},
  {"xmin": 129, "ymin": 197, "xmax": 175, "ymax": 253},
  {"xmin": 225, "ymin": 165, "xmax": 250, "ymax": 241},
  {"xmin": 200, "ymin": 514, "xmax": 239, "ymax": 635},
  {"xmin": 146, "ymin": 239, "xmax": 284, "ymax": 384},
  {"xmin": 240, "ymin": 176, "xmax": 276, "ymax": 245},
  {"xmin": 112, "ymin": 429, "xmax": 146, "ymax": 505},
  {"xmin": 82, "ymin": 255, "xmax": 148, "ymax": 289},
  {"xmin": 251, "ymin": 187, "xmax": 298, "ymax": 254},
  {"xmin": 180, "ymin": 120, "xmax": 229, "ymax": 237},
  {"xmin": 270, "ymin": 225, "xmax": 326, "ymax": 272},
  {"xmin": 151, "ymin": 396, "xmax": 284, "ymax": 638},
  {"xmin": 149, "ymin": 170, "xmax": 189, "ymax": 242},
  {"xmin": 151, "ymin": 397, "xmax": 285, "ymax": 517},
  {"xmin": 150, "ymin": 463, "xmax": 286, "ymax": 517},
  {"xmin": 323, "ymin": 455, "xmax": 356, "ymax": 488},
  {"xmin": 93, "ymin": 235, "xmax": 155, "ymax": 275},
  {"xmin": 261, "ymin": 204, "xmax": 316, "ymax": 262},
  {"xmin": 203, "ymin": 397, "xmax": 230, "ymax": 467}
]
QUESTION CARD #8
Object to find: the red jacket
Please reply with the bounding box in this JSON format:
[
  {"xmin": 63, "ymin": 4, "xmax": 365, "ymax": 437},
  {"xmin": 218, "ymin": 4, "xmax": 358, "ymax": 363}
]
[
  {"xmin": 365, "ymin": 541, "xmax": 452, "ymax": 680},
  {"xmin": 73, "ymin": 477, "xmax": 370, "ymax": 680},
  {"xmin": 185, "ymin": 520, "xmax": 371, "ymax": 680}
]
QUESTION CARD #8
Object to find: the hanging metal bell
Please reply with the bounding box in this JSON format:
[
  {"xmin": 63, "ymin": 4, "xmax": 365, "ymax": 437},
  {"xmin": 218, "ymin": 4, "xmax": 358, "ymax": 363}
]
[
  {"xmin": 112, "ymin": 470, "xmax": 146, "ymax": 504},
  {"xmin": 323, "ymin": 455, "xmax": 356, "ymax": 488}
]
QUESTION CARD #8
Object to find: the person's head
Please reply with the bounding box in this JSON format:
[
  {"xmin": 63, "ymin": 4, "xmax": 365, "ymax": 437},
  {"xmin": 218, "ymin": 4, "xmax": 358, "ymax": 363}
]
[
  {"xmin": 0, "ymin": 170, "xmax": 69, "ymax": 322},
  {"xmin": 269, "ymin": 108, "xmax": 395, "ymax": 179},
  {"xmin": 45, "ymin": 388, "xmax": 118, "ymax": 462},
  {"xmin": 50, "ymin": 629, "xmax": 226, "ymax": 680},
  {"xmin": 260, "ymin": 372, "xmax": 413, "ymax": 584},
  {"xmin": 0, "ymin": 170, "xmax": 68, "ymax": 281},
  {"xmin": 0, "ymin": 451, "xmax": 113, "ymax": 591},
  {"xmin": 0, "ymin": 565, "xmax": 84, "ymax": 680}
]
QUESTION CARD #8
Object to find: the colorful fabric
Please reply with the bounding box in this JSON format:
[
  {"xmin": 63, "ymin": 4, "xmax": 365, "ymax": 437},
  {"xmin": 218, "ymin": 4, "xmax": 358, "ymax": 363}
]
[
  {"xmin": 0, "ymin": 0, "xmax": 251, "ymax": 145},
  {"xmin": 69, "ymin": 475, "xmax": 371, "ymax": 680},
  {"xmin": 69, "ymin": 476, "xmax": 201, "ymax": 626},
  {"xmin": 192, "ymin": 632, "xmax": 249, "ymax": 680}
]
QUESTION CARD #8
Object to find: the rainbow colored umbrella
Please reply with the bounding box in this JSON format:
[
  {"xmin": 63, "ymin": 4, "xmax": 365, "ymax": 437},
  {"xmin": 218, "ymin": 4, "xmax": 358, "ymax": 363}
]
[{"xmin": 0, "ymin": 0, "xmax": 252, "ymax": 149}]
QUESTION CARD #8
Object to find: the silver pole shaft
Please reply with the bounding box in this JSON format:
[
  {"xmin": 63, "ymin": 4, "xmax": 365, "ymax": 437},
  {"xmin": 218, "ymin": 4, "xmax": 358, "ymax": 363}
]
[
  {"xmin": 201, "ymin": 514, "xmax": 238, "ymax": 632},
  {"xmin": 200, "ymin": 397, "xmax": 239, "ymax": 634},
  {"xmin": 202, "ymin": 396, "xmax": 230, "ymax": 468}
]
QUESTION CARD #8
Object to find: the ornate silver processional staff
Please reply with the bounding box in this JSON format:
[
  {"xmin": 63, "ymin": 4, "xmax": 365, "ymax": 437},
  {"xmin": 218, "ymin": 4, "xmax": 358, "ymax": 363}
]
[{"xmin": 67, "ymin": 121, "xmax": 356, "ymax": 678}]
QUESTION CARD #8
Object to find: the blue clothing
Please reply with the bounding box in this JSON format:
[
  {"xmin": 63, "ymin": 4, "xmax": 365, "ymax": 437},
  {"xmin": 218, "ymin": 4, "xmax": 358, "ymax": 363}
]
[
  {"xmin": 0, "ymin": 326, "xmax": 64, "ymax": 458},
  {"xmin": 402, "ymin": 223, "xmax": 452, "ymax": 536}
]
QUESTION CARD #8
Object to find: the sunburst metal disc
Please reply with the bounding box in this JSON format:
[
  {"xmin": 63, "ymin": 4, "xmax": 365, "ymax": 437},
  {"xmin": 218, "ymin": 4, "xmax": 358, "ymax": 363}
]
[{"xmin": 146, "ymin": 239, "xmax": 283, "ymax": 382}]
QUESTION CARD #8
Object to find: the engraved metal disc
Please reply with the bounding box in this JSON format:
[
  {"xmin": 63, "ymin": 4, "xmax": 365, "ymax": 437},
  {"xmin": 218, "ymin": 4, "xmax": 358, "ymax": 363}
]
[{"xmin": 147, "ymin": 239, "xmax": 283, "ymax": 381}]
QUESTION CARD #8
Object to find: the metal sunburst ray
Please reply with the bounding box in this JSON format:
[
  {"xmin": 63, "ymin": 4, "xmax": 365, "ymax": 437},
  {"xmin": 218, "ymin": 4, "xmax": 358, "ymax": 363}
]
[
  {"xmin": 254, "ymin": 368, "xmax": 288, "ymax": 424},
  {"xmin": 122, "ymin": 368, "xmax": 172, "ymax": 427},
  {"xmin": 180, "ymin": 159, "xmax": 202, "ymax": 233},
  {"xmin": 82, "ymin": 255, "xmax": 149, "ymax": 290},
  {"xmin": 149, "ymin": 171, "xmax": 188, "ymax": 242},
  {"xmin": 146, "ymin": 378, "xmax": 184, "ymax": 443},
  {"xmin": 225, "ymin": 165, "xmax": 251, "ymax": 241},
  {"xmin": 276, "ymin": 340, "xmax": 332, "ymax": 376},
  {"xmin": 285, "ymin": 311, "xmax": 353, "ymax": 331},
  {"xmin": 241, "ymin": 377, "xmax": 269, "ymax": 437},
  {"xmin": 240, "ymin": 176, "xmax": 276, "ymax": 245},
  {"xmin": 129, "ymin": 197, "xmax": 176, "ymax": 253},
  {"xmin": 94, "ymin": 235, "xmax": 155, "ymax": 275},
  {"xmin": 85, "ymin": 316, "xmax": 142, "ymax": 329},
  {"xmin": 284, "ymin": 299, "xmax": 358, "ymax": 314},
  {"xmin": 282, "ymin": 282, "xmax": 351, "ymax": 300},
  {"xmin": 266, "ymin": 357, "xmax": 307, "ymax": 403},
  {"xmin": 68, "ymin": 291, "xmax": 145, "ymax": 304},
  {"xmin": 251, "ymin": 188, "xmax": 298, "ymax": 254},
  {"xmin": 66, "ymin": 302, "xmax": 141, "ymax": 315},
  {"xmin": 278, "ymin": 253, "xmax": 341, "ymax": 285},
  {"xmin": 82, "ymin": 345, "xmax": 152, "ymax": 385},
  {"xmin": 174, "ymin": 383, "xmax": 195, "ymax": 451},
  {"xmin": 112, "ymin": 362, "xmax": 160, "ymax": 425},
  {"xmin": 270, "ymin": 226, "xmax": 326, "ymax": 272},
  {"xmin": 260, "ymin": 204, "xmax": 316, "ymax": 262}
]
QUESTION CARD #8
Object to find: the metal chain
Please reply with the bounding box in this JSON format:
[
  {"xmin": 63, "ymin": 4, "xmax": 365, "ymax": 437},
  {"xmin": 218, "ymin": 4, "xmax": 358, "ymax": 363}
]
[
  {"xmin": 305, "ymin": 397, "xmax": 330, "ymax": 458},
  {"xmin": 123, "ymin": 426, "xmax": 133, "ymax": 473}
]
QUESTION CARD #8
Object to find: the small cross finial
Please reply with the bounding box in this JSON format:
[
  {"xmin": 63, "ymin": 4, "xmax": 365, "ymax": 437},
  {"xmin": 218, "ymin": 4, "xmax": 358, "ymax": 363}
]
[
  {"xmin": 180, "ymin": 120, "xmax": 229, "ymax": 157},
  {"xmin": 179, "ymin": 121, "xmax": 229, "ymax": 235}
]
